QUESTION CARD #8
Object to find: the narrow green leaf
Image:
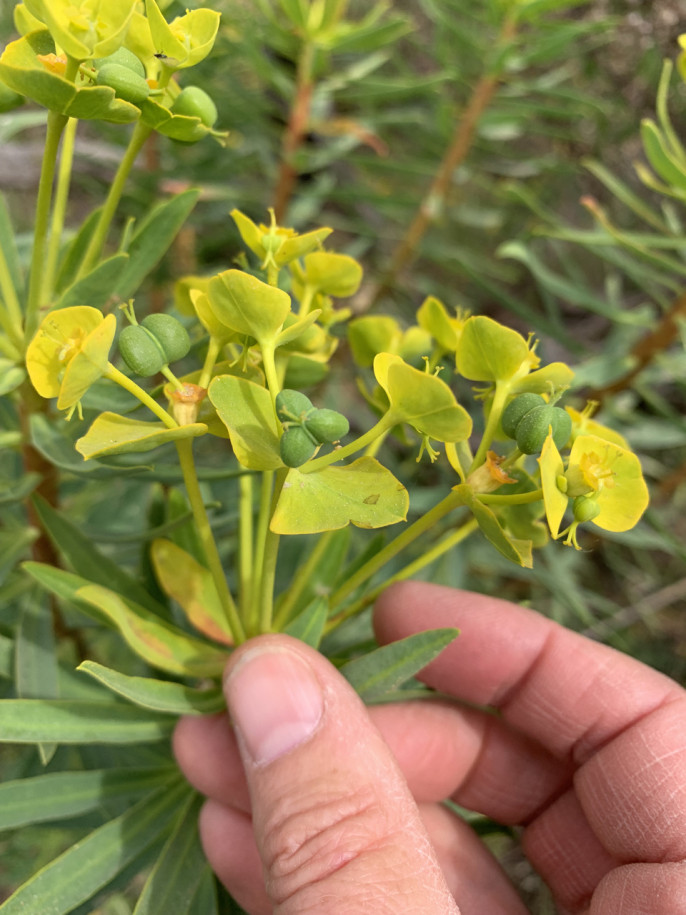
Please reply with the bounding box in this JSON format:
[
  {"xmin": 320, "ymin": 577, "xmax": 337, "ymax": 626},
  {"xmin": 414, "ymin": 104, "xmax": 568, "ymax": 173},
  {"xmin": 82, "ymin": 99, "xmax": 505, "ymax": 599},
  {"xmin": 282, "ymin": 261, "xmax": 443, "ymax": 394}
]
[
  {"xmin": 133, "ymin": 793, "xmax": 207, "ymax": 915},
  {"xmin": 22, "ymin": 561, "xmax": 113, "ymax": 626},
  {"xmin": 0, "ymin": 472, "xmax": 41, "ymax": 504},
  {"xmin": 0, "ymin": 527, "xmax": 38, "ymax": 587},
  {"xmin": 340, "ymin": 629, "xmax": 459, "ymax": 703},
  {"xmin": 284, "ymin": 597, "xmax": 328, "ymax": 648},
  {"xmin": 0, "ymin": 781, "xmax": 190, "ymax": 915},
  {"xmin": 16, "ymin": 597, "xmax": 59, "ymax": 764},
  {"xmin": 75, "ymin": 585, "xmax": 227, "ymax": 678},
  {"xmin": 457, "ymin": 485, "xmax": 534, "ymax": 568},
  {"xmin": 640, "ymin": 119, "xmax": 686, "ymax": 193},
  {"xmin": 0, "ymin": 192, "xmax": 23, "ymax": 295},
  {"xmin": 0, "ymin": 362, "xmax": 26, "ymax": 396},
  {"xmin": 31, "ymin": 495, "xmax": 169, "ymax": 617},
  {"xmin": 189, "ymin": 868, "xmax": 218, "ymax": 914},
  {"xmin": 0, "ymin": 767, "xmax": 176, "ymax": 830},
  {"xmin": 55, "ymin": 206, "xmax": 103, "ymax": 293},
  {"xmin": 0, "ymin": 699, "xmax": 173, "ymax": 744},
  {"xmin": 0, "ymin": 633, "xmax": 14, "ymax": 679},
  {"xmin": 117, "ymin": 190, "xmax": 200, "ymax": 300},
  {"xmin": 55, "ymin": 253, "xmax": 130, "ymax": 311},
  {"xmin": 78, "ymin": 661, "xmax": 225, "ymax": 715}
]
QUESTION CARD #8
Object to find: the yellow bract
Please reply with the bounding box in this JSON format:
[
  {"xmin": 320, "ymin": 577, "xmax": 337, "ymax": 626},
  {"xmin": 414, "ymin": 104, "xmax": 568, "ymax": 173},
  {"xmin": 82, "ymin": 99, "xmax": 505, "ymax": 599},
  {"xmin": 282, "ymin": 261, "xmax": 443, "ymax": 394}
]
[
  {"xmin": 538, "ymin": 430, "xmax": 649, "ymax": 547},
  {"xmin": 26, "ymin": 306, "xmax": 116, "ymax": 410},
  {"xmin": 23, "ymin": 0, "xmax": 137, "ymax": 61}
]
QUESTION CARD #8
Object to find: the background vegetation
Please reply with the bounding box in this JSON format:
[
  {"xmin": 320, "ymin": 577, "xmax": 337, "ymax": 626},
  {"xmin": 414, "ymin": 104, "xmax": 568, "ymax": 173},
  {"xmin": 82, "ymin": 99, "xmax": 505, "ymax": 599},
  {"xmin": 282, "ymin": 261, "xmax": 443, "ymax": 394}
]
[{"xmin": 1, "ymin": 0, "xmax": 684, "ymax": 912}]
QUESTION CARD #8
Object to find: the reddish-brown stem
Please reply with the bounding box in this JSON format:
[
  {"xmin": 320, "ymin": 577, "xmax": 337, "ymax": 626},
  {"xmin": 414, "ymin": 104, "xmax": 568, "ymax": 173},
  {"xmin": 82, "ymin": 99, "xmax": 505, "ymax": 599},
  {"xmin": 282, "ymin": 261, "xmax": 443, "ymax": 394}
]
[
  {"xmin": 273, "ymin": 43, "xmax": 314, "ymax": 223},
  {"xmin": 590, "ymin": 290, "xmax": 686, "ymax": 402},
  {"xmin": 368, "ymin": 16, "xmax": 517, "ymax": 307}
]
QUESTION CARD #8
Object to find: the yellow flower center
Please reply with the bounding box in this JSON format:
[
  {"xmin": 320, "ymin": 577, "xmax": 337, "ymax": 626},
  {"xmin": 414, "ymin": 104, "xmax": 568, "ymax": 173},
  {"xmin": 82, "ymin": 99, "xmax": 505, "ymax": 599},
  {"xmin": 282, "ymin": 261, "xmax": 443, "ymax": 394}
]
[
  {"xmin": 58, "ymin": 328, "xmax": 87, "ymax": 364},
  {"xmin": 578, "ymin": 451, "xmax": 615, "ymax": 492}
]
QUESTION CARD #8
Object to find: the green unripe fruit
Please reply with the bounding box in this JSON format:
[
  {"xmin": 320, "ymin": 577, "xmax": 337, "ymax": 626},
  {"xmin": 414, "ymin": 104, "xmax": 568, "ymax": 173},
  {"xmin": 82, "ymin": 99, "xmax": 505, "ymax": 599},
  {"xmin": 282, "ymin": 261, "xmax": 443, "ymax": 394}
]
[
  {"xmin": 515, "ymin": 404, "xmax": 573, "ymax": 455},
  {"xmin": 119, "ymin": 325, "xmax": 166, "ymax": 377},
  {"xmin": 501, "ymin": 393, "xmax": 546, "ymax": 440},
  {"xmin": 93, "ymin": 47, "xmax": 145, "ymax": 79},
  {"xmin": 276, "ymin": 389, "xmax": 314, "ymax": 423},
  {"xmin": 96, "ymin": 63, "xmax": 150, "ymax": 105},
  {"xmin": 280, "ymin": 425, "xmax": 317, "ymax": 467},
  {"xmin": 141, "ymin": 314, "xmax": 190, "ymax": 363},
  {"xmin": 572, "ymin": 495, "xmax": 601, "ymax": 524},
  {"xmin": 304, "ymin": 408, "xmax": 349, "ymax": 444},
  {"xmin": 171, "ymin": 87, "xmax": 218, "ymax": 127}
]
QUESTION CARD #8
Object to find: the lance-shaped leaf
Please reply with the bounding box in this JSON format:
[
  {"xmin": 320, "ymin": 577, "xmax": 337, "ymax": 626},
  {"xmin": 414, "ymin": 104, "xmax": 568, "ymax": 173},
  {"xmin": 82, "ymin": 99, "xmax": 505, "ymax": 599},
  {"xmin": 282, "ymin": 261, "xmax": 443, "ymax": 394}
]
[
  {"xmin": 454, "ymin": 484, "xmax": 533, "ymax": 568},
  {"xmin": 133, "ymin": 792, "xmax": 208, "ymax": 915},
  {"xmin": 271, "ymin": 456, "xmax": 408, "ymax": 535},
  {"xmin": 0, "ymin": 699, "xmax": 173, "ymax": 744},
  {"xmin": 301, "ymin": 252, "xmax": 363, "ymax": 297},
  {"xmin": 79, "ymin": 661, "xmax": 225, "ymax": 715},
  {"xmin": 0, "ymin": 780, "xmax": 188, "ymax": 915},
  {"xmin": 207, "ymin": 269, "xmax": 291, "ymax": 344},
  {"xmin": 455, "ymin": 315, "xmax": 533, "ymax": 382},
  {"xmin": 150, "ymin": 539, "xmax": 233, "ymax": 646},
  {"xmin": 340, "ymin": 628, "xmax": 460, "ymax": 703},
  {"xmin": 374, "ymin": 353, "xmax": 472, "ymax": 442},
  {"xmin": 0, "ymin": 31, "xmax": 140, "ymax": 122},
  {"xmin": 209, "ymin": 374, "xmax": 282, "ymax": 470},
  {"xmin": 75, "ymin": 413, "xmax": 207, "ymax": 460},
  {"xmin": 284, "ymin": 597, "xmax": 328, "ymax": 648},
  {"xmin": 75, "ymin": 584, "xmax": 227, "ymax": 677},
  {"xmin": 0, "ymin": 767, "xmax": 175, "ymax": 830}
]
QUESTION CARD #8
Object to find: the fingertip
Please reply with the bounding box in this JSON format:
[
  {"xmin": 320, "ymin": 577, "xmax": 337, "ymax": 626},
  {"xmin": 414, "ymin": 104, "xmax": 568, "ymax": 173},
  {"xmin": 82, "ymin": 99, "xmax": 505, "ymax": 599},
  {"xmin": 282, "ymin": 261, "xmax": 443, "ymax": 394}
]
[{"xmin": 173, "ymin": 712, "xmax": 250, "ymax": 810}]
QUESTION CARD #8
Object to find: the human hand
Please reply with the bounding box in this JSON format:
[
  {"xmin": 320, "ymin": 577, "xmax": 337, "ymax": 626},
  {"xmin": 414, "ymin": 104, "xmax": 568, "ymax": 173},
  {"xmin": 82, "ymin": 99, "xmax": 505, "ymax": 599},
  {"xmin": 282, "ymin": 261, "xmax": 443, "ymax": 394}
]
[{"xmin": 174, "ymin": 581, "xmax": 686, "ymax": 914}]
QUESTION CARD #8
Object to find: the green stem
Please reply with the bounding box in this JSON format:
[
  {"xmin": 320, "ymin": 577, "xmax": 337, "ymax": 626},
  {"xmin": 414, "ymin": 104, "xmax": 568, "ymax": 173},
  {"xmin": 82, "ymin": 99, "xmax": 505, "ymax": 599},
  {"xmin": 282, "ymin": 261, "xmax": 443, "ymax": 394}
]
[
  {"xmin": 329, "ymin": 487, "xmax": 467, "ymax": 610},
  {"xmin": 175, "ymin": 439, "xmax": 245, "ymax": 644},
  {"xmin": 43, "ymin": 116, "xmax": 78, "ymax": 305},
  {"xmin": 477, "ymin": 489, "xmax": 543, "ymax": 505},
  {"xmin": 260, "ymin": 341, "xmax": 281, "ymax": 410},
  {"xmin": 104, "ymin": 363, "xmax": 177, "ymax": 428},
  {"xmin": 77, "ymin": 120, "xmax": 153, "ymax": 279},
  {"xmin": 238, "ymin": 473, "xmax": 254, "ymax": 624},
  {"xmin": 325, "ymin": 516, "xmax": 478, "ymax": 633},
  {"xmin": 300, "ymin": 413, "xmax": 395, "ymax": 474},
  {"xmin": 258, "ymin": 468, "xmax": 287, "ymax": 634},
  {"xmin": 198, "ymin": 336, "xmax": 222, "ymax": 390},
  {"xmin": 267, "ymin": 264, "xmax": 279, "ymax": 287},
  {"xmin": 24, "ymin": 109, "xmax": 69, "ymax": 341},
  {"xmin": 273, "ymin": 530, "xmax": 335, "ymax": 629},
  {"xmin": 469, "ymin": 381, "xmax": 509, "ymax": 473},
  {"xmin": 0, "ymin": 302, "xmax": 22, "ymax": 354},
  {"xmin": 251, "ymin": 470, "xmax": 274, "ymax": 632},
  {"xmin": 298, "ymin": 283, "xmax": 316, "ymax": 318}
]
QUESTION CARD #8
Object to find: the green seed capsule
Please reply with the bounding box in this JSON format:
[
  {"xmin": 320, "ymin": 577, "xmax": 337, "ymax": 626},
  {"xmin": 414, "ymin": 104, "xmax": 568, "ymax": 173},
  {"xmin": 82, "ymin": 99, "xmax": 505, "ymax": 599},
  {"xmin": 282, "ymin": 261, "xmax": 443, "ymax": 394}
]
[
  {"xmin": 572, "ymin": 495, "xmax": 601, "ymax": 524},
  {"xmin": 501, "ymin": 393, "xmax": 546, "ymax": 440},
  {"xmin": 279, "ymin": 425, "xmax": 318, "ymax": 467},
  {"xmin": 141, "ymin": 314, "xmax": 190, "ymax": 364},
  {"xmin": 119, "ymin": 324, "xmax": 166, "ymax": 376},
  {"xmin": 304, "ymin": 408, "xmax": 349, "ymax": 444},
  {"xmin": 171, "ymin": 87, "xmax": 218, "ymax": 127},
  {"xmin": 515, "ymin": 405, "xmax": 572, "ymax": 455},
  {"xmin": 276, "ymin": 389, "xmax": 314, "ymax": 423},
  {"xmin": 96, "ymin": 63, "xmax": 150, "ymax": 105},
  {"xmin": 93, "ymin": 47, "xmax": 146, "ymax": 79}
]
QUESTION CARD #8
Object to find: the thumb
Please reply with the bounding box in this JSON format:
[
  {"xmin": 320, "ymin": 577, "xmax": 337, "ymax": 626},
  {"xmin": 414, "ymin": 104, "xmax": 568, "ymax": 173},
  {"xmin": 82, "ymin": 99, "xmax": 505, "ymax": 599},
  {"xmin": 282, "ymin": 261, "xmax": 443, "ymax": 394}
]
[{"xmin": 223, "ymin": 634, "xmax": 459, "ymax": 915}]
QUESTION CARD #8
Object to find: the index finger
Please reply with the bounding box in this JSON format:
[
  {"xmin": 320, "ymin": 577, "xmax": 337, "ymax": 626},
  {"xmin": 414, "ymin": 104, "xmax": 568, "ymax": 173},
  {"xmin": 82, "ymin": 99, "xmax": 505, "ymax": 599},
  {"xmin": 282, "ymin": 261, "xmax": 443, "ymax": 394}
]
[{"xmin": 373, "ymin": 581, "xmax": 683, "ymax": 764}]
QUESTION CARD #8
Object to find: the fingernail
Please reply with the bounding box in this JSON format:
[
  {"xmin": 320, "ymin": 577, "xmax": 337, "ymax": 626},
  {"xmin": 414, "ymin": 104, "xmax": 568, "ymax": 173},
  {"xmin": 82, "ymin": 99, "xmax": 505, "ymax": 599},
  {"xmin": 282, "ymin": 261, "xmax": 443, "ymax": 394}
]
[{"xmin": 224, "ymin": 646, "xmax": 324, "ymax": 766}]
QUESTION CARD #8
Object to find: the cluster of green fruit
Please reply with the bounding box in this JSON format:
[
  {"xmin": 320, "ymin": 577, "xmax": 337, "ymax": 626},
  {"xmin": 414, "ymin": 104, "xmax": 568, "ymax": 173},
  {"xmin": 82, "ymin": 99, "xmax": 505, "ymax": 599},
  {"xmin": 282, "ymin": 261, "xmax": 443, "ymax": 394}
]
[
  {"xmin": 119, "ymin": 313, "xmax": 191, "ymax": 377},
  {"xmin": 275, "ymin": 390, "xmax": 350, "ymax": 467},
  {"xmin": 501, "ymin": 392, "xmax": 572, "ymax": 454},
  {"xmin": 90, "ymin": 46, "xmax": 218, "ymax": 126}
]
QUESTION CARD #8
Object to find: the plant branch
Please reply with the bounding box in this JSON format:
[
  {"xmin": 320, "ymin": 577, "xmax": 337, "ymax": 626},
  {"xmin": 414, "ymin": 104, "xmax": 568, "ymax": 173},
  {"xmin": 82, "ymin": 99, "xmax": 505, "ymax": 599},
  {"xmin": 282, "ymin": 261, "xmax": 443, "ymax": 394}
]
[
  {"xmin": 43, "ymin": 116, "xmax": 78, "ymax": 305},
  {"xmin": 273, "ymin": 41, "xmax": 315, "ymax": 222},
  {"xmin": 369, "ymin": 15, "xmax": 516, "ymax": 306}
]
